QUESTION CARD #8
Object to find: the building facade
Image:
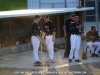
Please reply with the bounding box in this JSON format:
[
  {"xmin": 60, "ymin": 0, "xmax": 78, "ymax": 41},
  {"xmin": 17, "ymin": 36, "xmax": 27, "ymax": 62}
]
[
  {"xmin": 27, "ymin": 0, "xmax": 80, "ymax": 9},
  {"xmin": 27, "ymin": 0, "xmax": 99, "ymax": 22},
  {"xmin": 84, "ymin": 0, "xmax": 100, "ymax": 22}
]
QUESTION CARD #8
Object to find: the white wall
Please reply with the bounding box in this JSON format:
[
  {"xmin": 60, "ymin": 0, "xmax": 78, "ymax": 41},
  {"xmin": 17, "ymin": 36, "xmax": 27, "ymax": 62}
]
[
  {"xmin": 67, "ymin": 0, "xmax": 79, "ymax": 8},
  {"xmin": 27, "ymin": 0, "xmax": 79, "ymax": 9},
  {"xmin": 27, "ymin": 0, "xmax": 39, "ymax": 9}
]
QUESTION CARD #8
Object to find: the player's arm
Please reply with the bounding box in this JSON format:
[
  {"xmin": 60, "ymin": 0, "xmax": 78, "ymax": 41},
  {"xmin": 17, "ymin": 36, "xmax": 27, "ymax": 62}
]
[
  {"xmin": 52, "ymin": 31, "xmax": 56, "ymax": 41},
  {"xmin": 63, "ymin": 19, "xmax": 68, "ymax": 37},
  {"xmin": 63, "ymin": 25, "xmax": 67, "ymax": 37},
  {"xmin": 96, "ymin": 31, "xmax": 99, "ymax": 38},
  {"xmin": 95, "ymin": 31, "xmax": 99, "ymax": 41},
  {"xmin": 81, "ymin": 25, "xmax": 84, "ymax": 34},
  {"xmin": 41, "ymin": 31, "xmax": 46, "ymax": 40},
  {"xmin": 51, "ymin": 22, "xmax": 56, "ymax": 42},
  {"xmin": 52, "ymin": 26, "xmax": 56, "ymax": 37},
  {"xmin": 32, "ymin": 24, "xmax": 41, "ymax": 41},
  {"xmin": 41, "ymin": 25, "xmax": 46, "ymax": 40},
  {"xmin": 86, "ymin": 32, "xmax": 92, "ymax": 41},
  {"xmin": 36, "ymin": 35, "xmax": 41, "ymax": 41},
  {"xmin": 76, "ymin": 24, "xmax": 81, "ymax": 29},
  {"xmin": 63, "ymin": 25, "xmax": 66, "ymax": 33},
  {"xmin": 32, "ymin": 24, "xmax": 38, "ymax": 36}
]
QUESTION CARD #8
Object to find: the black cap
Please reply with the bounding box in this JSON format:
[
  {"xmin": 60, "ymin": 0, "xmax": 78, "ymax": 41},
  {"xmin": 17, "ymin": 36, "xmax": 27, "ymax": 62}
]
[
  {"xmin": 43, "ymin": 15, "xmax": 49, "ymax": 18},
  {"xmin": 91, "ymin": 26, "xmax": 96, "ymax": 29},
  {"xmin": 70, "ymin": 12, "xmax": 76, "ymax": 17},
  {"xmin": 34, "ymin": 15, "xmax": 40, "ymax": 19}
]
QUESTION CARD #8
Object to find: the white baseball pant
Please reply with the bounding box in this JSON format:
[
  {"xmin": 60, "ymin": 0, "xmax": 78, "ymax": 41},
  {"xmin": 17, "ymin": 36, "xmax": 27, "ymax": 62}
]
[
  {"xmin": 31, "ymin": 36, "xmax": 40, "ymax": 62},
  {"xmin": 69, "ymin": 34, "xmax": 81, "ymax": 60},
  {"xmin": 87, "ymin": 41, "xmax": 100, "ymax": 54},
  {"xmin": 46, "ymin": 35, "xmax": 54, "ymax": 60}
]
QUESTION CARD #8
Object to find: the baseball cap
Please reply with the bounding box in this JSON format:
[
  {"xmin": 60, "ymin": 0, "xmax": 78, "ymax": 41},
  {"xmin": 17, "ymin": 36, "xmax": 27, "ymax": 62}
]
[
  {"xmin": 34, "ymin": 15, "xmax": 40, "ymax": 19},
  {"xmin": 43, "ymin": 15, "xmax": 49, "ymax": 18},
  {"xmin": 70, "ymin": 12, "xmax": 76, "ymax": 17}
]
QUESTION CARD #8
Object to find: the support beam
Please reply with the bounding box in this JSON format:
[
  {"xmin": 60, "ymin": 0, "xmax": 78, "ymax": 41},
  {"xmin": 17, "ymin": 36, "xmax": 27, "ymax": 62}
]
[
  {"xmin": 9, "ymin": 19, "xmax": 11, "ymax": 44},
  {"xmin": 95, "ymin": 0, "xmax": 99, "ymax": 31},
  {"xmin": 57, "ymin": 15, "xmax": 61, "ymax": 37}
]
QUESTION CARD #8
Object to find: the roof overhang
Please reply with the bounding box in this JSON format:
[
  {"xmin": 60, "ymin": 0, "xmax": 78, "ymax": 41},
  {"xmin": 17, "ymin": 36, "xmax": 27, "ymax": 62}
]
[{"xmin": 0, "ymin": 7, "xmax": 94, "ymax": 18}]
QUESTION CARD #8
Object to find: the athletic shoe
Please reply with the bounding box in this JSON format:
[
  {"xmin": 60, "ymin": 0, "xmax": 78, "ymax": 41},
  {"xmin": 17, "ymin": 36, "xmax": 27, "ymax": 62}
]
[
  {"xmin": 69, "ymin": 59, "xmax": 72, "ymax": 63},
  {"xmin": 75, "ymin": 59, "xmax": 81, "ymax": 62},
  {"xmin": 98, "ymin": 51, "xmax": 100, "ymax": 54},
  {"xmin": 34, "ymin": 61, "xmax": 42, "ymax": 64},
  {"xmin": 95, "ymin": 54, "xmax": 99, "ymax": 57},
  {"xmin": 91, "ymin": 54, "xmax": 95, "ymax": 57}
]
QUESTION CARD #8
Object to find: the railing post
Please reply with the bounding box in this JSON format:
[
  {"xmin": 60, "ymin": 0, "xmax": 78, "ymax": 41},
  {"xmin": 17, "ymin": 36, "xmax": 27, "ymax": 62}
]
[
  {"xmin": 95, "ymin": 0, "xmax": 99, "ymax": 32},
  {"xmin": 39, "ymin": 0, "xmax": 41, "ymax": 8},
  {"xmin": 53, "ymin": 3, "xmax": 54, "ymax": 8},
  {"xmin": 65, "ymin": 0, "xmax": 67, "ymax": 8}
]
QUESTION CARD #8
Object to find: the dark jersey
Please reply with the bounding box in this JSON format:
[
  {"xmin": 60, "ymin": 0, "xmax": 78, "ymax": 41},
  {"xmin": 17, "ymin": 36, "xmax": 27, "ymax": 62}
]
[
  {"xmin": 64, "ymin": 18, "xmax": 74, "ymax": 35},
  {"xmin": 43, "ymin": 21, "xmax": 56, "ymax": 35},
  {"xmin": 31, "ymin": 22, "xmax": 40, "ymax": 36},
  {"xmin": 70, "ymin": 22, "xmax": 81, "ymax": 35}
]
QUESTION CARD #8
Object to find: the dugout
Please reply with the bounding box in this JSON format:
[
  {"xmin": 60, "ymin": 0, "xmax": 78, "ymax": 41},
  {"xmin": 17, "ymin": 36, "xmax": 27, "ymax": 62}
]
[{"xmin": 0, "ymin": 7, "xmax": 94, "ymax": 47}]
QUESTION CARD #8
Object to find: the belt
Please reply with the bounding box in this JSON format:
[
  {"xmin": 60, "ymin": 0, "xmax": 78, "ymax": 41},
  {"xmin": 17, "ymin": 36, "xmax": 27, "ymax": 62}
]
[
  {"xmin": 46, "ymin": 33, "xmax": 53, "ymax": 36},
  {"xmin": 46, "ymin": 34, "xmax": 52, "ymax": 36},
  {"xmin": 71, "ymin": 34, "xmax": 80, "ymax": 35},
  {"xmin": 32, "ymin": 34, "xmax": 39, "ymax": 36}
]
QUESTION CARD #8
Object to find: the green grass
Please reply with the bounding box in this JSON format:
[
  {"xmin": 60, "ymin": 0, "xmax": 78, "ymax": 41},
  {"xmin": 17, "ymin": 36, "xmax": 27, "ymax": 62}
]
[{"xmin": 0, "ymin": 0, "xmax": 27, "ymax": 11}]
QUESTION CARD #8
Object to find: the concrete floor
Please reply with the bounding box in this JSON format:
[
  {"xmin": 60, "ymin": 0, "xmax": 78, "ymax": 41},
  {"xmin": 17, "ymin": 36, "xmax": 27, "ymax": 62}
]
[{"xmin": 0, "ymin": 41, "xmax": 100, "ymax": 70}]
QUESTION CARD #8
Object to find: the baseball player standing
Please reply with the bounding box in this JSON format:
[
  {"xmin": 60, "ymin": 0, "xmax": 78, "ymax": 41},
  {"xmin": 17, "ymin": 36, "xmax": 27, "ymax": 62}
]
[
  {"xmin": 69, "ymin": 16, "xmax": 81, "ymax": 63},
  {"xmin": 42, "ymin": 15, "xmax": 56, "ymax": 63},
  {"xmin": 31, "ymin": 15, "xmax": 42, "ymax": 64},
  {"xmin": 63, "ymin": 13, "xmax": 76, "ymax": 58}
]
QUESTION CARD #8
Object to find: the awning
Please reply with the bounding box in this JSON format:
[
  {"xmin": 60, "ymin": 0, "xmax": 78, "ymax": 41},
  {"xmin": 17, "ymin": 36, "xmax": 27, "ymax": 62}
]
[{"xmin": 0, "ymin": 7, "xmax": 94, "ymax": 18}]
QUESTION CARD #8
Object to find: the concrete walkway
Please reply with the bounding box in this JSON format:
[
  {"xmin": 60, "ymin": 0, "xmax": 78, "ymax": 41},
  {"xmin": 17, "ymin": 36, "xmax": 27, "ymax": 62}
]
[
  {"xmin": 0, "ymin": 40, "xmax": 100, "ymax": 69},
  {"xmin": 0, "ymin": 39, "xmax": 100, "ymax": 75}
]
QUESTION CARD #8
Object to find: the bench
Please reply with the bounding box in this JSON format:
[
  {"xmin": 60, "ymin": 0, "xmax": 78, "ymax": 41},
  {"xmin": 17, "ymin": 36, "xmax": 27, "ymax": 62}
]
[{"xmin": 86, "ymin": 46, "xmax": 97, "ymax": 54}]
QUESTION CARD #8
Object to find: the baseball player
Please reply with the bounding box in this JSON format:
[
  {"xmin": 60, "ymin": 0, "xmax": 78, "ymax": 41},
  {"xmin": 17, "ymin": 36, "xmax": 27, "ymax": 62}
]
[
  {"xmin": 31, "ymin": 15, "xmax": 42, "ymax": 64},
  {"xmin": 69, "ymin": 16, "xmax": 81, "ymax": 63},
  {"xmin": 42, "ymin": 15, "xmax": 56, "ymax": 63},
  {"xmin": 63, "ymin": 12, "xmax": 76, "ymax": 58}
]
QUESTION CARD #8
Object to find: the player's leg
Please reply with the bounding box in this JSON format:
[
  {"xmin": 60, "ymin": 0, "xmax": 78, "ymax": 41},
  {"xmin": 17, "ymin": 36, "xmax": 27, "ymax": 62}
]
[
  {"xmin": 74, "ymin": 35, "xmax": 81, "ymax": 62},
  {"xmin": 45, "ymin": 36, "xmax": 51, "ymax": 60},
  {"xmin": 31, "ymin": 36, "xmax": 40, "ymax": 63},
  {"xmin": 63, "ymin": 35, "xmax": 70, "ymax": 58},
  {"xmin": 87, "ymin": 42, "xmax": 94, "ymax": 57},
  {"xmin": 69, "ymin": 34, "xmax": 76, "ymax": 62},
  {"xmin": 93, "ymin": 41, "xmax": 100, "ymax": 57},
  {"xmin": 67, "ymin": 35, "xmax": 71, "ymax": 56},
  {"xmin": 46, "ymin": 35, "xmax": 54, "ymax": 60},
  {"xmin": 49, "ymin": 35, "xmax": 54, "ymax": 60}
]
